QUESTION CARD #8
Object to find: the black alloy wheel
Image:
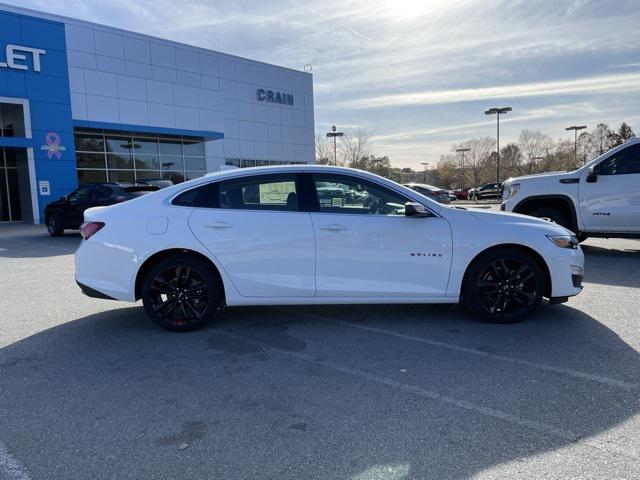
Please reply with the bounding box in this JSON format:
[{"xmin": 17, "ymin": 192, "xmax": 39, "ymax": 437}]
[
  {"xmin": 142, "ymin": 255, "xmax": 222, "ymax": 332},
  {"xmin": 463, "ymin": 248, "xmax": 544, "ymax": 323}
]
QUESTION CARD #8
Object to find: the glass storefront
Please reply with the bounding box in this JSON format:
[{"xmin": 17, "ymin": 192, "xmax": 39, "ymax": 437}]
[
  {"xmin": 75, "ymin": 131, "xmax": 207, "ymax": 185},
  {"xmin": 225, "ymin": 159, "xmax": 306, "ymax": 168},
  {"xmin": 0, "ymin": 103, "xmax": 28, "ymax": 222}
]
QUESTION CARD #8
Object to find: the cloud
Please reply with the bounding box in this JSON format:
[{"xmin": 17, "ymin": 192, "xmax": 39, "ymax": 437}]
[
  {"xmin": 339, "ymin": 73, "xmax": 640, "ymax": 110},
  {"xmin": 9, "ymin": 0, "xmax": 640, "ymax": 168}
]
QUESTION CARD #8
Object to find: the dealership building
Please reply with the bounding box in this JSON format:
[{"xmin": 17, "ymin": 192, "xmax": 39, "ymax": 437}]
[{"xmin": 0, "ymin": 3, "xmax": 315, "ymax": 223}]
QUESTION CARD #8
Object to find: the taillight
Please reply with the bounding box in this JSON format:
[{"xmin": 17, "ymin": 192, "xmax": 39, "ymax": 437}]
[{"xmin": 80, "ymin": 221, "xmax": 105, "ymax": 240}]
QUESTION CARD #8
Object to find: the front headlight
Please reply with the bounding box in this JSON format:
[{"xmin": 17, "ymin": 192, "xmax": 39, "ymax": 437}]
[
  {"xmin": 503, "ymin": 183, "xmax": 520, "ymax": 200},
  {"xmin": 546, "ymin": 235, "xmax": 579, "ymax": 249}
]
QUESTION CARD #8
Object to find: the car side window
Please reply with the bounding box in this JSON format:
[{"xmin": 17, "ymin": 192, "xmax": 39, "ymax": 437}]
[
  {"xmin": 597, "ymin": 144, "xmax": 640, "ymax": 175},
  {"xmin": 312, "ymin": 174, "xmax": 408, "ymax": 216},
  {"xmin": 68, "ymin": 187, "xmax": 89, "ymax": 203},
  {"xmin": 219, "ymin": 174, "xmax": 298, "ymax": 211},
  {"xmin": 88, "ymin": 186, "xmax": 111, "ymax": 202}
]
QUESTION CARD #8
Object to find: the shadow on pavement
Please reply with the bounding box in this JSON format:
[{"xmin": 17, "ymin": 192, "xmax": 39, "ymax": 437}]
[
  {"xmin": 582, "ymin": 242, "xmax": 640, "ymax": 288},
  {"xmin": 0, "ymin": 224, "xmax": 80, "ymax": 258},
  {"xmin": 0, "ymin": 303, "xmax": 638, "ymax": 479}
]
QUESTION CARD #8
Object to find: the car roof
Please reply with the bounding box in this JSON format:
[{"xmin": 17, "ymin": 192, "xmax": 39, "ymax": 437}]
[{"xmin": 160, "ymin": 164, "xmax": 449, "ymax": 216}]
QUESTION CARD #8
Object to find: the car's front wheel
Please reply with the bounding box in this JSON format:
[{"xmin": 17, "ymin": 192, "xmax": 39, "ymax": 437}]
[
  {"xmin": 141, "ymin": 255, "xmax": 222, "ymax": 332},
  {"xmin": 463, "ymin": 248, "xmax": 545, "ymax": 323}
]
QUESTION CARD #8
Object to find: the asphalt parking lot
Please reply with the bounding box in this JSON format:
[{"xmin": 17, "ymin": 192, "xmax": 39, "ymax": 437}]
[{"xmin": 1, "ymin": 223, "xmax": 639, "ymax": 480}]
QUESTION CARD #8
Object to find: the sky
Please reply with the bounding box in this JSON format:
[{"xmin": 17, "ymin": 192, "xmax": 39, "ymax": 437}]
[{"xmin": 9, "ymin": 0, "xmax": 640, "ymax": 169}]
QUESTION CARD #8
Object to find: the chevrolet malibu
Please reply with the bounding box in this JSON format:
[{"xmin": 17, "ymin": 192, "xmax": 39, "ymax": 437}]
[{"xmin": 75, "ymin": 166, "xmax": 584, "ymax": 331}]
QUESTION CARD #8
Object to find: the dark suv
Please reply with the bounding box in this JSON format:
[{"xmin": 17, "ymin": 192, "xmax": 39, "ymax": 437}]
[{"xmin": 44, "ymin": 183, "xmax": 158, "ymax": 236}]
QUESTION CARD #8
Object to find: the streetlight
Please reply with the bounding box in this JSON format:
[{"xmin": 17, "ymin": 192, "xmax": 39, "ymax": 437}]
[
  {"xmin": 484, "ymin": 106, "xmax": 512, "ymax": 184},
  {"xmin": 326, "ymin": 125, "xmax": 344, "ymax": 165},
  {"xmin": 565, "ymin": 125, "xmax": 587, "ymax": 165},
  {"xmin": 456, "ymin": 147, "xmax": 470, "ymax": 190},
  {"xmin": 421, "ymin": 162, "xmax": 429, "ymax": 183},
  {"xmin": 532, "ymin": 156, "xmax": 544, "ymax": 173}
]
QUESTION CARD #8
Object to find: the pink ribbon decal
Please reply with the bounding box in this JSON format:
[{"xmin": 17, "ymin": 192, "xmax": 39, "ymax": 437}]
[{"xmin": 40, "ymin": 132, "xmax": 66, "ymax": 159}]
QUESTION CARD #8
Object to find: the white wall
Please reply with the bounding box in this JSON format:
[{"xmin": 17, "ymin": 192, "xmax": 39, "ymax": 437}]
[{"xmin": 0, "ymin": 2, "xmax": 315, "ymax": 171}]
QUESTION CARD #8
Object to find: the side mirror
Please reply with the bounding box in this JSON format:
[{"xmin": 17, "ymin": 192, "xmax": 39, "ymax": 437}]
[
  {"xmin": 405, "ymin": 202, "xmax": 431, "ymax": 217},
  {"xmin": 586, "ymin": 165, "xmax": 598, "ymax": 183}
]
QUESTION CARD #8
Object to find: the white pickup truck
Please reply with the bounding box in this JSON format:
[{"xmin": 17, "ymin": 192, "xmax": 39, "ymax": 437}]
[{"xmin": 501, "ymin": 137, "xmax": 640, "ymax": 241}]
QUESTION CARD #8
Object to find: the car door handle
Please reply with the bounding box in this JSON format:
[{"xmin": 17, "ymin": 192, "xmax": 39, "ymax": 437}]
[
  {"xmin": 205, "ymin": 221, "xmax": 233, "ymax": 229},
  {"xmin": 319, "ymin": 224, "xmax": 348, "ymax": 231}
]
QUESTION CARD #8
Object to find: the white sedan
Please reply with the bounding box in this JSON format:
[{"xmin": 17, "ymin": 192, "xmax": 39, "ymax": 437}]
[{"xmin": 75, "ymin": 165, "xmax": 584, "ymax": 331}]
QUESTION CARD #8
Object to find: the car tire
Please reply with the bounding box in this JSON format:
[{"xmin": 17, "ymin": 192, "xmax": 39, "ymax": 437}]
[
  {"xmin": 46, "ymin": 213, "xmax": 64, "ymax": 237},
  {"xmin": 463, "ymin": 248, "xmax": 545, "ymax": 324},
  {"xmin": 141, "ymin": 255, "xmax": 223, "ymax": 332}
]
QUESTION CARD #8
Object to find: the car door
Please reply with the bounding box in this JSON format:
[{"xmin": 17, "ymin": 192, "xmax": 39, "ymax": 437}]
[
  {"xmin": 188, "ymin": 173, "xmax": 316, "ymax": 298},
  {"xmin": 308, "ymin": 172, "xmax": 452, "ymax": 298},
  {"xmin": 579, "ymin": 143, "xmax": 640, "ymax": 232}
]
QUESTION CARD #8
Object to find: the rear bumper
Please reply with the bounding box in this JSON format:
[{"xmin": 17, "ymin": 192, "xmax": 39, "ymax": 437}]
[{"xmin": 76, "ymin": 280, "xmax": 117, "ymax": 300}]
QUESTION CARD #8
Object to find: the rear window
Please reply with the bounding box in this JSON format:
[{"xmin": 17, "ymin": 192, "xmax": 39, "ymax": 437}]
[
  {"xmin": 172, "ymin": 183, "xmax": 218, "ymax": 208},
  {"xmin": 124, "ymin": 186, "xmax": 159, "ymax": 197}
]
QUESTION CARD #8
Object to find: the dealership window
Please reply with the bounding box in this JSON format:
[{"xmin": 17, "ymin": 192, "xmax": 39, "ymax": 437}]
[
  {"xmin": 225, "ymin": 159, "xmax": 306, "ymax": 168},
  {"xmin": 0, "ymin": 103, "xmax": 26, "ymax": 138},
  {"xmin": 74, "ymin": 131, "xmax": 207, "ymax": 185}
]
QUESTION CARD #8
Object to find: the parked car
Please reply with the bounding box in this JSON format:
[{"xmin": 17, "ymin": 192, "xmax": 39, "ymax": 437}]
[
  {"xmin": 136, "ymin": 179, "xmax": 174, "ymax": 189},
  {"xmin": 453, "ymin": 188, "xmax": 470, "ymax": 200},
  {"xmin": 403, "ymin": 183, "xmax": 451, "ymax": 203},
  {"xmin": 469, "ymin": 182, "xmax": 502, "ymax": 200},
  {"xmin": 445, "ymin": 190, "xmax": 457, "ymax": 202},
  {"xmin": 502, "ymin": 137, "xmax": 640, "ymax": 241},
  {"xmin": 75, "ymin": 165, "xmax": 584, "ymax": 332},
  {"xmin": 45, "ymin": 182, "xmax": 159, "ymax": 236}
]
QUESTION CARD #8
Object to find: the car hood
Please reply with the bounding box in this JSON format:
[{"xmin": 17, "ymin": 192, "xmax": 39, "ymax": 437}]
[
  {"xmin": 503, "ymin": 170, "xmax": 569, "ymax": 185},
  {"xmin": 468, "ymin": 208, "xmax": 573, "ymax": 234}
]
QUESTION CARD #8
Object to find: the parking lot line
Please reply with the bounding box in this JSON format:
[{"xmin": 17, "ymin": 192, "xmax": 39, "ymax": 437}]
[
  {"xmin": 0, "ymin": 442, "xmax": 30, "ymax": 480},
  {"xmin": 290, "ymin": 310, "xmax": 639, "ymax": 391},
  {"xmin": 215, "ymin": 328, "xmax": 639, "ymax": 461}
]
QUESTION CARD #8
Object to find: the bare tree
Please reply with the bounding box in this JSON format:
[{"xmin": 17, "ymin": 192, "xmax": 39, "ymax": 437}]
[
  {"xmin": 455, "ymin": 137, "xmax": 495, "ymax": 188},
  {"xmin": 436, "ymin": 153, "xmax": 459, "ymax": 189},
  {"xmin": 519, "ymin": 129, "xmax": 554, "ymax": 174},
  {"xmin": 588, "ymin": 123, "xmax": 615, "ymax": 157},
  {"xmin": 341, "ymin": 128, "xmax": 372, "ymax": 168},
  {"xmin": 500, "ymin": 143, "xmax": 525, "ymax": 177},
  {"xmin": 315, "ymin": 133, "xmax": 334, "ymax": 165}
]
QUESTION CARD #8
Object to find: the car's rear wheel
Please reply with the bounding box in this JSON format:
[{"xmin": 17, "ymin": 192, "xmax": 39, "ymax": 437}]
[
  {"xmin": 141, "ymin": 255, "xmax": 222, "ymax": 332},
  {"xmin": 46, "ymin": 214, "xmax": 64, "ymax": 237},
  {"xmin": 463, "ymin": 248, "xmax": 545, "ymax": 323}
]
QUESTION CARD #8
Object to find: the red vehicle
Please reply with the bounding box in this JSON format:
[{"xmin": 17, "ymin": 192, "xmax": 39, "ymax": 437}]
[{"xmin": 453, "ymin": 187, "xmax": 470, "ymax": 200}]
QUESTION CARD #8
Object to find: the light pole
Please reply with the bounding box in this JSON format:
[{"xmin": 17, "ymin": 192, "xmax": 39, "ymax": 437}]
[
  {"xmin": 421, "ymin": 162, "xmax": 429, "ymax": 183},
  {"xmin": 485, "ymin": 107, "xmax": 512, "ymax": 184},
  {"xmin": 565, "ymin": 125, "xmax": 587, "ymax": 165},
  {"xmin": 456, "ymin": 147, "xmax": 470, "ymax": 190},
  {"xmin": 326, "ymin": 125, "xmax": 344, "ymax": 165},
  {"xmin": 532, "ymin": 156, "xmax": 544, "ymax": 173}
]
